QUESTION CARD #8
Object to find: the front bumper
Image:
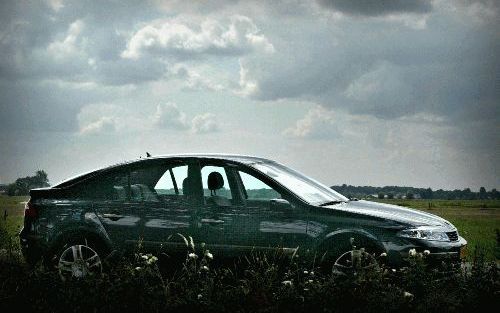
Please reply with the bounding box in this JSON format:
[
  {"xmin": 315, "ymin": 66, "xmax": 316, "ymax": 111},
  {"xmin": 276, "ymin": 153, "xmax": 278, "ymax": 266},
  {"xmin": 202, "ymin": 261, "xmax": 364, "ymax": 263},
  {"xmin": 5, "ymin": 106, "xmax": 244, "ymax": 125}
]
[{"xmin": 384, "ymin": 236, "xmax": 467, "ymax": 266}]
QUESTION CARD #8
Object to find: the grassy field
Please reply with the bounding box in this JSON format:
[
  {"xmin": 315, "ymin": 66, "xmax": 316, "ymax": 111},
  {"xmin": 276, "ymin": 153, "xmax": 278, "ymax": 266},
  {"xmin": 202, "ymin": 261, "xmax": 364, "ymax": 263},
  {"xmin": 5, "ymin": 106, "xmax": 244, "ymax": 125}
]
[
  {"xmin": 0, "ymin": 195, "xmax": 27, "ymax": 252},
  {"xmin": 1, "ymin": 195, "xmax": 498, "ymax": 260},
  {"xmin": 375, "ymin": 199, "xmax": 500, "ymax": 260}
]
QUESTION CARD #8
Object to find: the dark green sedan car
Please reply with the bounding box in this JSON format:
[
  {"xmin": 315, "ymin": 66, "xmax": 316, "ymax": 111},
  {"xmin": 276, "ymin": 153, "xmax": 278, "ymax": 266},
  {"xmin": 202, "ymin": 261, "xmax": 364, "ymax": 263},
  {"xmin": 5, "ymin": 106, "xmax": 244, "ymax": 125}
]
[{"xmin": 20, "ymin": 154, "xmax": 466, "ymax": 277}]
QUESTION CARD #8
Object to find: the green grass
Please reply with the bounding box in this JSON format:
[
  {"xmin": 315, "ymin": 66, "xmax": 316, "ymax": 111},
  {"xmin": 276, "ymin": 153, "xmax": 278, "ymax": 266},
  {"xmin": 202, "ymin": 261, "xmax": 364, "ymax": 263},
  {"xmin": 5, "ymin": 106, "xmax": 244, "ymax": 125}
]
[
  {"xmin": 375, "ymin": 199, "xmax": 500, "ymax": 260},
  {"xmin": 0, "ymin": 195, "xmax": 28, "ymax": 251}
]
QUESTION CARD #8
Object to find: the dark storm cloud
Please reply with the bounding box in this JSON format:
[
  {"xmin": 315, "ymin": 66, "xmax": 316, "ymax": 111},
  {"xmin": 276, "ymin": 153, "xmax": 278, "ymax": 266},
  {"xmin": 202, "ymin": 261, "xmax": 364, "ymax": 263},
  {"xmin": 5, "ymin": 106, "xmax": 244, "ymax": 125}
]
[
  {"xmin": 243, "ymin": 12, "xmax": 499, "ymax": 124},
  {"xmin": 316, "ymin": 0, "xmax": 432, "ymax": 16}
]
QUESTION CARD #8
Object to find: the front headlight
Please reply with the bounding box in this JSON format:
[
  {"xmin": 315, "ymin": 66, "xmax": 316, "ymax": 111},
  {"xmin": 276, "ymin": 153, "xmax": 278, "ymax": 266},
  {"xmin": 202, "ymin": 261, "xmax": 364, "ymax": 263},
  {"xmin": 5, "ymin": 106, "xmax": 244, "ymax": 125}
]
[{"xmin": 397, "ymin": 226, "xmax": 450, "ymax": 242}]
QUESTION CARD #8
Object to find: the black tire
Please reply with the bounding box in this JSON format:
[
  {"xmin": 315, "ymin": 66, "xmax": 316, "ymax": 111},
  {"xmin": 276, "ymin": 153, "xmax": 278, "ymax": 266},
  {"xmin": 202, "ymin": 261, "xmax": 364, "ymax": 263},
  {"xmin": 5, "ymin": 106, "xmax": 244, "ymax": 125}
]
[{"xmin": 317, "ymin": 234, "xmax": 382, "ymax": 274}]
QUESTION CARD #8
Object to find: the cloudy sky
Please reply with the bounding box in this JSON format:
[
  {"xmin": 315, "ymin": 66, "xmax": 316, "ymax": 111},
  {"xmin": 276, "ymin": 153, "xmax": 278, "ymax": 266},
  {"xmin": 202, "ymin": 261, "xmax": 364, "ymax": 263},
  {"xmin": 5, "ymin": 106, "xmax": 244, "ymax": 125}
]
[{"xmin": 0, "ymin": 0, "xmax": 498, "ymax": 190}]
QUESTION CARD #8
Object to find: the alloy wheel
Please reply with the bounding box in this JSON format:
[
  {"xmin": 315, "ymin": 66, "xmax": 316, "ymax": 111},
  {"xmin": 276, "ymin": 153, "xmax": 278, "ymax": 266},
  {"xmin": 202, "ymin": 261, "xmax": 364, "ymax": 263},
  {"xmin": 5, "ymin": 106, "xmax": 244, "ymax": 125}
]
[{"xmin": 58, "ymin": 244, "xmax": 102, "ymax": 280}]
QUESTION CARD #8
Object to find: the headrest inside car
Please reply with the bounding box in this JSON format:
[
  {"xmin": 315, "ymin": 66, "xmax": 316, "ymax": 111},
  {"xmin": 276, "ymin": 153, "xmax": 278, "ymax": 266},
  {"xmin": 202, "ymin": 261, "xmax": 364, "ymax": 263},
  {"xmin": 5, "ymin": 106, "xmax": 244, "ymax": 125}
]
[
  {"xmin": 207, "ymin": 172, "xmax": 224, "ymax": 190},
  {"xmin": 182, "ymin": 177, "xmax": 194, "ymax": 195}
]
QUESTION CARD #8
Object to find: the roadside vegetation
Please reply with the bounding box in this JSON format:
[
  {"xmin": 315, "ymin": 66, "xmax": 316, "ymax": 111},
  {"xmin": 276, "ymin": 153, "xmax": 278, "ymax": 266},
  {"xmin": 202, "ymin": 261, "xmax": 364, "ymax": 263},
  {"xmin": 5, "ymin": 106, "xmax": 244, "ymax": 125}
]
[{"xmin": 0, "ymin": 230, "xmax": 498, "ymax": 312}]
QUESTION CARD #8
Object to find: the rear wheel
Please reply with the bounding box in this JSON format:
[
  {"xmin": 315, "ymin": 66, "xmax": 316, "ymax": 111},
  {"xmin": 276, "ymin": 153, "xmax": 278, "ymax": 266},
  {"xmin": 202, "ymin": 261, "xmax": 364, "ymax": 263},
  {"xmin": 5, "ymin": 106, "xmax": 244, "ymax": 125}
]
[
  {"xmin": 49, "ymin": 237, "xmax": 107, "ymax": 280},
  {"xmin": 58, "ymin": 243, "xmax": 103, "ymax": 280}
]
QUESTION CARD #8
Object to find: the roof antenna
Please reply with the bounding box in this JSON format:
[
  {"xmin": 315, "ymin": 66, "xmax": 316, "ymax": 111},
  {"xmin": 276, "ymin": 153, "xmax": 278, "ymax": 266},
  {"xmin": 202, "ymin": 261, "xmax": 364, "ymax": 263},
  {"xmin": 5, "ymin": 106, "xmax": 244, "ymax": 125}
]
[{"xmin": 146, "ymin": 152, "xmax": 151, "ymax": 158}]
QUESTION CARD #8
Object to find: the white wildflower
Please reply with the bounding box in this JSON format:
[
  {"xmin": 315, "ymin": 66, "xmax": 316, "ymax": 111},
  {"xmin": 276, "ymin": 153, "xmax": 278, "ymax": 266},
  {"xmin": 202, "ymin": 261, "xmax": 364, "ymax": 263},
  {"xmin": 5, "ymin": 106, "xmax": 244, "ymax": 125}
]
[
  {"xmin": 135, "ymin": 267, "xmax": 142, "ymax": 271},
  {"xmin": 141, "ymin": 254, "xmax": 148, "ymax": 260},
  {"xmin": 197, "ymin": 294, "xmax": 203, "ymax": 300},
  {"xmin": 147, "ymin": 255, "xmax": 158, "ymax": 265},
  {"xmin": 189, "ymin": 236, "xmax": 195, "ymax": 250},
  {"xmin": 310, "ymin": 271, "xmax": 315, "ymax": 276},
  {"xmin": 201, "ymin": 265, "xmax": 209, "ymax": 272},
  {"xmin": 205, "ymin": 250, "xmax": 213, "ymax": 260},
  {"xmin": 380, "ymin": 252, "xmax": 387, "ymax": 257},
  {"xmin": 404, "ymin": 291, "xmax": 414, "ymax": 301},
  {"xmin": 408, "ymin": 249, "xmax": 417, "ymax": 257},
  {"xmin": 188, "ymin": 252, "xmax": 198, "ymax": 259},
  {"xmin": 303, "ymin": 270, "xmax": 308, "ymax": 275},
  {"xmin": 282, "ymin": 280, "xmax": 293, "ymax": 287},
  {"xmin": 423, "ymin": 250, "xmax": 430, "ymax": 256}
]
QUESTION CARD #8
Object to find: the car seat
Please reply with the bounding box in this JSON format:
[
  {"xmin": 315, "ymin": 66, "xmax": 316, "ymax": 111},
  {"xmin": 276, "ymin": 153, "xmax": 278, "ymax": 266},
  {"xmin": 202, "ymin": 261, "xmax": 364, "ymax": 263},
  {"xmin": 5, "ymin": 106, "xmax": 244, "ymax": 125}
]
[{"xmin": 207, "ymin": 172, "xmax": 231, "ymax": 207}]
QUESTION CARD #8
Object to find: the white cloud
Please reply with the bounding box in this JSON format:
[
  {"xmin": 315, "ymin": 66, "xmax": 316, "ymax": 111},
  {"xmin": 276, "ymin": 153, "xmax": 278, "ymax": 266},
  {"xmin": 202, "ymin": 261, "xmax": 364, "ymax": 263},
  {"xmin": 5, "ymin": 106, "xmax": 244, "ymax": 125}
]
[
  {"xmin": 79, "ymin": 116, "xmax": 116, "ymax": 135},
  {"xmin": 154, "ymin": 102, "xmax": 220, "ymax": 133},
  {"xmin": 153, "ymin": 102, "xmax": 190, "ymax": 130},
  {"xmin": 77, "ymin": 103, "xmax": 148, "ymax": 135},
  {"xmin": 121, "ymin": 15, "xmax": 274, "ymax": 59},
  {"xmin": 47, "ymin": 20, "xmax": 86, "ymax": 60},
  {"xmin": 191, "ymin": 113, "xmax": 219, "ymax": 134},
  {"xmin": 179, "ymin": 65, "xmax": 226, "ymax": 91},
  {"xmin": 46, "ymin": 0, "xmax": 64, "ymax": 12},
  {"xmin": 236, "ymin": 59, "xmax": 259, "ymax": 97},
  {"xmin": 283, "ymin": 106, "xmax": 341, "ymax": 139}
]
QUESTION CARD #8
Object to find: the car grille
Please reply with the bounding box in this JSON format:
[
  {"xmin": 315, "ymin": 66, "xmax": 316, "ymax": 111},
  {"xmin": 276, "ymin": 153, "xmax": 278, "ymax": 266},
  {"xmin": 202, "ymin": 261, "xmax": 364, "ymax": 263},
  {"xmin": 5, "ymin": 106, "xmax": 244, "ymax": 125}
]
[{"xmin": 446, "ymin": 231, "xmax": 459, "ymax": 241}]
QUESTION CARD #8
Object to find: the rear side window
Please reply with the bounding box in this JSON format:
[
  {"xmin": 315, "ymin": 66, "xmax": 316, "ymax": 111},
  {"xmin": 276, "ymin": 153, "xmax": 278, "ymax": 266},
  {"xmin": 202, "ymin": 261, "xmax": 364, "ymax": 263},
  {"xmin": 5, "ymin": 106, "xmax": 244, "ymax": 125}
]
[
  {"xmin": 73, "ymin": 171, "xmax": 129, "ymax": 201},
  {"xmin": 72, "ymin": 161, "xmax": 191, "ymax": 202}
]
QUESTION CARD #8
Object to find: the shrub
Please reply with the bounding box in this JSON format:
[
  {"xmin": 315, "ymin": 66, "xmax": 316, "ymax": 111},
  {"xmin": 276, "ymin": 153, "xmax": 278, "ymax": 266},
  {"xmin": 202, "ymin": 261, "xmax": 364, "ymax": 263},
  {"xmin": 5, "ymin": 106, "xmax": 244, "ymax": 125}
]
[{"xmin": 0, "ymin": 240, "xmax": 498, "ymax": 313}]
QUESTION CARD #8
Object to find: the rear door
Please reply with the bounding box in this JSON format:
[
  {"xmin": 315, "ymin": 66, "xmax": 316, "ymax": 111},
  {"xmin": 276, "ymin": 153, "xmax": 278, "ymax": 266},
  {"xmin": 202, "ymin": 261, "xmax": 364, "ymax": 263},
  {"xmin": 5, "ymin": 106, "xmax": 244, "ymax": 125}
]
[
  {"xmin": 134, "ymin": 160, "xmax": 196, "ymax": 253},
  {"xmin": 81, "ymin": 169, "xmax": 144, "ymax": 250}
]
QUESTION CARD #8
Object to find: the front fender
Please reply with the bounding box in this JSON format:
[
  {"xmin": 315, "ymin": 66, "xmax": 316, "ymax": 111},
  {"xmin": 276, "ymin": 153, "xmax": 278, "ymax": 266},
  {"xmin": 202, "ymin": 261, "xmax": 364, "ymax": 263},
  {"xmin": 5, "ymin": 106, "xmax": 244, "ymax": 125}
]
[{"xmin": 321, "ymin": 228, "xmax": 385, "ymax": 252}]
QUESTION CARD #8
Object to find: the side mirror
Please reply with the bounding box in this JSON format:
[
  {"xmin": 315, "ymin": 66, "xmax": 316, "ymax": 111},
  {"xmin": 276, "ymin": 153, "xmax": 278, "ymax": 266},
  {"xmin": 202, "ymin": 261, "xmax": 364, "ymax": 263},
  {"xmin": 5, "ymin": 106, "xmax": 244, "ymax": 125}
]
[{"xmin": 270, "ymin": 198, "xmax": 291, "ymax": 211}]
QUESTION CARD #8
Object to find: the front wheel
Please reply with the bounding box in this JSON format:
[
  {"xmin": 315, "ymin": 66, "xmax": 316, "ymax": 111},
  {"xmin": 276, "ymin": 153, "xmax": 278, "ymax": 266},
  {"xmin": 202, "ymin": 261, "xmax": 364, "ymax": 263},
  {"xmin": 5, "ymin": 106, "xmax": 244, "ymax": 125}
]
[
  {"xmin": 333, "ymin": 248, "xmax": 379, "ymax": 274},
  {"xmin": 58, "ymin": 243, "xmax": 103, "ymax": 280}
]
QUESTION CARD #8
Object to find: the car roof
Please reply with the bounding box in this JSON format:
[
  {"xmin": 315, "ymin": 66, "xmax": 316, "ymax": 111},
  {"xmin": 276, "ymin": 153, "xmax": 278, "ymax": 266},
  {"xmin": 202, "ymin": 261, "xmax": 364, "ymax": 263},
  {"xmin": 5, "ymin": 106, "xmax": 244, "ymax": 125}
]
[{"xmin": 53, "ymin": 153, "xmax": 273, "ymax": 187}]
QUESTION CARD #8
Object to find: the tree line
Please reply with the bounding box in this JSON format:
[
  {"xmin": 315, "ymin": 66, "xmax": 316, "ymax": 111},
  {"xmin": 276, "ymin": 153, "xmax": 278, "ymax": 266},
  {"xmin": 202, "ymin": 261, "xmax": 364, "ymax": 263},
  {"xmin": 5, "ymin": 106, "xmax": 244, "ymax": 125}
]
[
  {"xmin": 332, "ymin": 184, "xmax": 499, "ymax": 200},
  {"xmin": 4, "ymin": 170, "xmax": 50, "ymax": 196}
]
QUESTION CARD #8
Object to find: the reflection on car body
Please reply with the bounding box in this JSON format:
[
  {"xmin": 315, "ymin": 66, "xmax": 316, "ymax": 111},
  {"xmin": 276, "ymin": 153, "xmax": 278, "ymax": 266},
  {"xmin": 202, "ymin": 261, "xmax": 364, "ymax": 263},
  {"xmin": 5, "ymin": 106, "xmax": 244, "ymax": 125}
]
[{"xmin": 19, "ymin": 154, "xmax": 467, "ymax": 276}]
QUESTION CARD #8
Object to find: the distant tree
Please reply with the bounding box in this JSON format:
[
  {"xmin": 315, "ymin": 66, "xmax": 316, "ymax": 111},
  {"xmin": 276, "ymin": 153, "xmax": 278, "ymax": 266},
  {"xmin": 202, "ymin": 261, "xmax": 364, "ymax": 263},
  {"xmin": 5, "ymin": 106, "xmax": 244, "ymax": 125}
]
[
  {"xmin": 491, "ymin": 188, "xmax": 499, "ymax": 200},
  {"xmin": 462, "ymin": 188, "xmax": 474, "ymax": 200},
  {"xmin": 479, "ymin": 187, "xmax": 487, "ymax": 199},
  {"xmin": 387, "ymin": 193, "xmax": 394, "ymax": 199},
  {"xmin": 421, "ymin": 188, "xmax": 433, "ymax": 199},
  {"xmin": 378, "ymin": 193, "xmax": 385, "ymax": 199},
  {"xmin": 7, "ymin": 170, "xmax": 50, "ymax": 196},
  {"xmin": 406, "ymin": 192, "xmax": 414, "ymax": 200}
]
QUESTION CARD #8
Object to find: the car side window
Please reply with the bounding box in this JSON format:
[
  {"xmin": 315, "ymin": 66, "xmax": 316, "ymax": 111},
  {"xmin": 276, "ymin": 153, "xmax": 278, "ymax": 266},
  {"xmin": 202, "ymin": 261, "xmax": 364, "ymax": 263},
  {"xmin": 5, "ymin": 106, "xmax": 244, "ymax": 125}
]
[
  {"xmin": 201, "ymin": 166, "xmax": 232, "ymax": 199},
  {"xmin": 239, "ymin": 171, "xmax": 281, "ymax": 200},
  {"xmin": 154, "ymin": 165, "xmax": 188, "ymax": 195},
  {"xmin": 76, "ymin": 171, "xmax": 129, "ymax": 201}
]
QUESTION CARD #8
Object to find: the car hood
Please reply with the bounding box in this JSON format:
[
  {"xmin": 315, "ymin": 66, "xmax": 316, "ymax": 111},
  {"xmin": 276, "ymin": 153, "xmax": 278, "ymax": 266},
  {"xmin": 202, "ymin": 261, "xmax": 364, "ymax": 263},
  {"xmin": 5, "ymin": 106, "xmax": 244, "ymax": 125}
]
[{"xmin": 326, "ymin": 200, "xmax": 455, "ymax": 229}]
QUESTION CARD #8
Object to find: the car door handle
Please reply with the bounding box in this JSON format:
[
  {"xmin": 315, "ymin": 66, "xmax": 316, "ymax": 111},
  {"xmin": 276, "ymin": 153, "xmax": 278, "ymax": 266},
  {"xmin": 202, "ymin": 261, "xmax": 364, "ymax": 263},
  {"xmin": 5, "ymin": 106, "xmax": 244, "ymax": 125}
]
[{"xmin": 102, "ymin": 213, "xmax": 123, "ymax": 221}]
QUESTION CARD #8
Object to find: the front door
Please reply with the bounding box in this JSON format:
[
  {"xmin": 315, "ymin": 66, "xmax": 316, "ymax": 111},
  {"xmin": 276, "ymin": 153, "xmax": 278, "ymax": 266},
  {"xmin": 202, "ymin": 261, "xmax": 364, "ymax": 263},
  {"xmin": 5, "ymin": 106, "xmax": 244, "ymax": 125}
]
[{"xmin": 235, "ymin": 169, "xmax": 311, "ymax": 252}]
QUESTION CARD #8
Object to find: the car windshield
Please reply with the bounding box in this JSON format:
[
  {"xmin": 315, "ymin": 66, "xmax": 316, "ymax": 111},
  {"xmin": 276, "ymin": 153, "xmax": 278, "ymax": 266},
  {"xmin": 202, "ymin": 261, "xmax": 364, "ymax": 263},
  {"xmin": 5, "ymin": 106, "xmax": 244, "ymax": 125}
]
[{"xmin": 249, "ymin": 161, "xmax": 348, "ymax": 205}]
